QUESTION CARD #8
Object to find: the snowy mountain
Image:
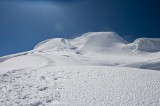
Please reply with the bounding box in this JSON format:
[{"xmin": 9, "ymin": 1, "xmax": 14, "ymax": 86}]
[
  {"xmin": 129, "ymin": 38, "xmax": 160, "ymax": 52},
  {"xmin": 0, "ymin": 32, "xmax": 160, "ymax": 105},
  {"xmin": 1, "ymin": 32, "xmax": 160, "ymax": 71}
]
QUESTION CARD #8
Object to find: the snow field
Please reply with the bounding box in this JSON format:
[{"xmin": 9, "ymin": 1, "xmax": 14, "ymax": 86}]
[
  {"xmin": 0, "ymin": 32, "xmax": 160, "ymax": 106},
  {"xmin": 0, "ymin": 66, "xmax": 160, "ymax": 106}
]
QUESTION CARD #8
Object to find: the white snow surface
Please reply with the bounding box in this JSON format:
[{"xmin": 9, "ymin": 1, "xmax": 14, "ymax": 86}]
[
  {"xmin": 12, "ymin": 32, "xmax": 160, "ymax": 70},
  {"xmin": 1, "ymin": 66, "xmax": 160, "ymax": 106},
  {"xmin": 0, "ymin": 32, "xmax": 160, "ymax": 105},
  {"xmin": 129, "ymin": 38, "xmax": 160, "ymax": 52}
]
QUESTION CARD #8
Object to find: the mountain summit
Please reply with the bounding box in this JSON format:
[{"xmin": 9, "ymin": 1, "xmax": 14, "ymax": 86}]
[
  {"xmin": 34, "ymin": 32, "xmax": 160, "ymax": 53},
  {"xmin": 34, "ymin": 32, "xmax": 127, "ymax": 53}
]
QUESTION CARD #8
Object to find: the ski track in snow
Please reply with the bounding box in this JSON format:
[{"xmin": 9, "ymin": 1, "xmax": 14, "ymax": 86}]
[{"xmin": 1, "ymin": 66, "xmax": 160, "ymax": 106}]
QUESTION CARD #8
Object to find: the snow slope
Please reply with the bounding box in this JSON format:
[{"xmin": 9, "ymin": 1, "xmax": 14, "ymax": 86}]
[
  {"xmin": 0, "ymin": 32, "xmax": 160, "ymax": 105},
  {"xmin": 79, "ymin": 32, "xmax": 127, "ymax": 53},
  {"xmin": 1, "ymin": 66, "xmax": 160, "ymax": 106}
]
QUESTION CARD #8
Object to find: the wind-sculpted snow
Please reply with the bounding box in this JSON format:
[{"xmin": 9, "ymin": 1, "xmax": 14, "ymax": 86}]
[
  {"xmin": 34, "ymin": 32, "xmax": 160, "ymax": 53},
  {"xmin": 129, "ymin": 38, "xmax": 160, "ymax": 52},
  {"xmin": 34, "ymin": 32, "xmax": 128, "ymax": 54},
  {"xmin": 34, "ymin": 38, "xmax": 76, "ymax": 52},
  {"xmin": 0, "ymin": 53, "xmax": 52, "ymax": 74},
  {"xmin": 1, "ymin": 66, "xmax": 160, "ymax": 106},
  {"xmin": 1, "ymin": 32, "xmax": 160, "ymax": 71},
  {"xmin": 80, "ymin": 32, "xmax": 127, "ymax": 53}
]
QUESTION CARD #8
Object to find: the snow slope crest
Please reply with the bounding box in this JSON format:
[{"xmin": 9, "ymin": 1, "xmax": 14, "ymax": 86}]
[
  {"xmin": 33, "ymin": 32, "xmax": 160, "ymax": 53},
  {"xmin": 34, "ymin": 38, "xmax": 76, "ymax": 51},
  {"xmin": 34, "ymin": 32, "xmax": 128, "ymax": 53},
  {"xmin": 83, "ymin": 32, "xmax": 126, "ymax": 46},
  {"xmin": 129, "ymin": 38, "xmax": 160, "ymax": 52},
  {"xmin": 80, "ymin": 32, "xmax": 127, "ymax": 52}
]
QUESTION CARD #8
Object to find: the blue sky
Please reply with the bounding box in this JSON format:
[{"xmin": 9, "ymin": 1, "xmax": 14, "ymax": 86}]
[{"xmin": 0, "ymin": 0, "xmax": 160, "ymax": 56}]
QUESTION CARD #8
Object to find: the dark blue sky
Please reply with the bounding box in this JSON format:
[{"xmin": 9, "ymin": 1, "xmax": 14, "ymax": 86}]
[{"xmin": 0, "ymin": 0, "xmax": 160, "ymax": 56}]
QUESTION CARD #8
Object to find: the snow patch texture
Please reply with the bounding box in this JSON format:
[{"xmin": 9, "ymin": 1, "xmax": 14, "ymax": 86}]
[{"xmin": 1, "ymin": 66, "xmax": 160, "ymax": 106}]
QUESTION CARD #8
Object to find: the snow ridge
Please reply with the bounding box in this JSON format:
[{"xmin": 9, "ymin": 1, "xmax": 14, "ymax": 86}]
[
  {"xmin": 129, "ymin": 38, "xmax": 160, "ymax": 52},
  {"xmin": 1, "ymin": 32, "xmax": 160, "ymax": 71}
]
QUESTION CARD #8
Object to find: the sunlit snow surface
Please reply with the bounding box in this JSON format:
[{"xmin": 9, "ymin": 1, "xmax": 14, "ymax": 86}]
[
  {"xmin": 0, "ymin": 32, "xmax": 160, "ymax": 105},
  {"xmin": 1, "ymin": 67, "xmax": 160, "ymax": 106}
]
